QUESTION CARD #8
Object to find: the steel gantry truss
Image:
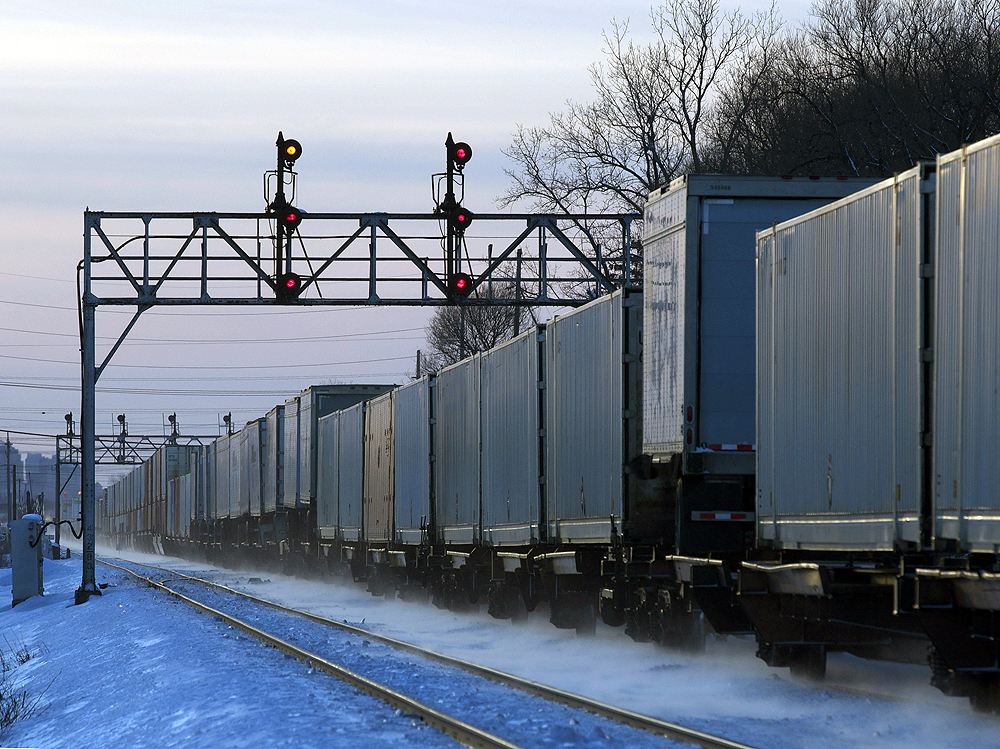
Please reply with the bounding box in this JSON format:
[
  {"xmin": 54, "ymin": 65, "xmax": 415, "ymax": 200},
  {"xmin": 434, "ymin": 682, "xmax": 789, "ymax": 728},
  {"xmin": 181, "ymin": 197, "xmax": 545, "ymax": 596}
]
[
  {"xmin": 76, "ymin": 137, "xmax": 639, "ymax": 602},
  {"xmin": 54, "ymin": 432, "xmax": 216, "ymax": 544}
]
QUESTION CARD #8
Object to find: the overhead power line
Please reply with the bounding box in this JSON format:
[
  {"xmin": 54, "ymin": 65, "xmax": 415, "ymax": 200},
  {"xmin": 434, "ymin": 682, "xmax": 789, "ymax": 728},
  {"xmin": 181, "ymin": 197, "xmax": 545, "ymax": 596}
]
[
  {"xmin": 0, "ymin": 297, "xmax": 385, "ymax": 317},
  {"xmin": 0, "ymin": 352, "xmax": 413, "ymax": 369},
  {"xmin": 0, "ymin": 324, "xmax": 426, "ymax": 344}
]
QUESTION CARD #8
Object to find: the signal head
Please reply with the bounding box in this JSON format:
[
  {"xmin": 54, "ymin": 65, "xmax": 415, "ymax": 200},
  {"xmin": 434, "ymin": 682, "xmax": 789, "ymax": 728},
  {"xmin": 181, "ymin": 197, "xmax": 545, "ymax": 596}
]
[
  {"xmin": 278, "ymin": 205, "xmax": 303, "ymax": 231},
  {"xmin": 449, "ymin": 141, "xmax": 472, "ymax": 169},
  {"xmin": 448, "ymin": 272, "xmax": 474, "ymax": 298},
  {"xmin": 276, "ymin": 272, "xmax": 303, "ymax": 301},
  {"xmin": 448, "ymin": 205, "xmax": 474, "ymax": 233},
  {"xmin": 281, "ymin": 138, "xmax": 302, "ymax": 164}
]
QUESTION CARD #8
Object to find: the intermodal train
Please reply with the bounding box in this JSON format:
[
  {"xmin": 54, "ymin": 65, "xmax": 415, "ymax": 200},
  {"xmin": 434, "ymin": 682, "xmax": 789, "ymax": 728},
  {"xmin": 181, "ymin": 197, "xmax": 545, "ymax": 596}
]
[{"xmin": 100, "ymin": 132, "xmax": 1000, "ymax": 713}]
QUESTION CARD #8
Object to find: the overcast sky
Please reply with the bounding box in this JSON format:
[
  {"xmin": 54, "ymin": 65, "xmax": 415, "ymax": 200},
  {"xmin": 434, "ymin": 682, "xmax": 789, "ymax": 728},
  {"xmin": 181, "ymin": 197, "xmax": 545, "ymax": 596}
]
[{"xmin": 0, "ymin": 1, "xmax": 810, "ymax": 475}]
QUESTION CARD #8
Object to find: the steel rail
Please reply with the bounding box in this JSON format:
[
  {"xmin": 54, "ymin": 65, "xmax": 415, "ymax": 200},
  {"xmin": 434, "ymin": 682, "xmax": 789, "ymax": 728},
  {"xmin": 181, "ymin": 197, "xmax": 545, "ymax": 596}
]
[
  {"xmin": 108, "ymin": 557, "xmax": 760, "ymax": 749},
  {"xmin": 100, "ymin": 559, "xmax": 525, "ymax": 749}
]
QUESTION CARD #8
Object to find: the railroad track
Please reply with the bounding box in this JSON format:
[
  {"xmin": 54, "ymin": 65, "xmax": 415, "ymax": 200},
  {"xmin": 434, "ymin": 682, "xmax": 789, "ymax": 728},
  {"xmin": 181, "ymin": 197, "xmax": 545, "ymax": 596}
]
[{"xmin": 101, "ymin": 556, "xmax": 759, "ymax": 749}]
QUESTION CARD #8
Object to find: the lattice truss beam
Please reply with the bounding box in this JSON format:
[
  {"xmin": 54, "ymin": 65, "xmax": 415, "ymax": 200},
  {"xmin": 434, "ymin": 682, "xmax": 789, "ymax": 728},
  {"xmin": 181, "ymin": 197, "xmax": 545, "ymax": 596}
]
[
  {"xmin": 72, "ymin": 435, "xmax": 218, "ymax": 466},
  {"xmin": 83, "ymin": 211, "xmax": 638, "ymax": 310}
]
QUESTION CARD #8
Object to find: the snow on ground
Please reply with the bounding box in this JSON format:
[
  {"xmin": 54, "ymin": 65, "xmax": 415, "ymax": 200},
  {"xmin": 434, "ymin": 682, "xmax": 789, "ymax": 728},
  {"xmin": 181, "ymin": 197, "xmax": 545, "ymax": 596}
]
[{"xmin": 0, "ymin": 545, "xmax": 996, "ymax": 749}]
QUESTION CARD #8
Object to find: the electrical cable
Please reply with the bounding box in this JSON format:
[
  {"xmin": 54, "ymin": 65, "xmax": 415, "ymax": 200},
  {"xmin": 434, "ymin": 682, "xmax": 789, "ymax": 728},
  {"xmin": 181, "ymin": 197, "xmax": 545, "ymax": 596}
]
[
  {"xmin": 29, "ymin": 520, "xmax": 82, "ymax": 548},
  {"xmin": 0, "ymin": 353, "xmax": 413, "ymax": 369},
  {"xmin": 0, "ymin": 324, "xmax": 426, "ymax": 344}
]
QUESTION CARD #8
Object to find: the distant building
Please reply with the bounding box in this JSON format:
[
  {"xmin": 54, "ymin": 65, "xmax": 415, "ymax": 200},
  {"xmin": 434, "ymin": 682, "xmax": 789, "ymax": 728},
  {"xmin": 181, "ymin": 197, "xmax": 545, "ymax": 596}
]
[
  {"xmin": 1, "ymin": 444, "xmax": 23, "ymax": 524},
  {"xmin": 0, "ymin": 451, "xmax": 101, "ymax": 527}
]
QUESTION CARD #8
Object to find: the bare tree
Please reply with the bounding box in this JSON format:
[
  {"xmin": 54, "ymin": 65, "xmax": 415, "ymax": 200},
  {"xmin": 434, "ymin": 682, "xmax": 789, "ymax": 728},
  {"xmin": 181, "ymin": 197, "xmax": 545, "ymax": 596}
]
[
  {"xmin": 708, "ymin": 0, "xmax": 1000, "ymax": 175},
  {"xmin": 420, "ymin": 276, "xmax": 541, "ymax": 372},
  {"xmin": 500, "ymin": 0, "xmax": 778, "ymax": 288},
  {"xmin": 502, "ymin": 0, "xmax": 777, "ymax": 211}
]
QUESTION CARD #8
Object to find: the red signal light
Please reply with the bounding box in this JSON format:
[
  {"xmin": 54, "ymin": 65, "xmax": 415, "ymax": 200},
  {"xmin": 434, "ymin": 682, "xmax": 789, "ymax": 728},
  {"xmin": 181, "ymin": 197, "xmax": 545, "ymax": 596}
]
[
  {"xmin": 448, "ymin": 205, "xmax": 473, "ymax": 233},
  {"xmin": 277, "ymin": 204, "xmax": 303, "ymax": 231},
  {"xmin": 276, "ymin": 272, "xmax": 303, "ymax": 301},
  {"xmin": 448, "ymin": 140, "xmax": 472, "ymax": 169},
  {"xmin": 448, "ymin": 272, "xmax": 474, "ymax": 298}
]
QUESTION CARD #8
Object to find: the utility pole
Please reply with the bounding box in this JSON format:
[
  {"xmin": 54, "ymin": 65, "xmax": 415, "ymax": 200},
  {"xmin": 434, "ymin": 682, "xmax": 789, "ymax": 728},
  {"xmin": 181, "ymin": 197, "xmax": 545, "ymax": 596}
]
[
  {"xmin": 514, "ymin": 248, "xmax": 523, "ymax": 337},
  {"xmin": 4, "ymin": 433, "xmax": 10, "ymax": 526}
]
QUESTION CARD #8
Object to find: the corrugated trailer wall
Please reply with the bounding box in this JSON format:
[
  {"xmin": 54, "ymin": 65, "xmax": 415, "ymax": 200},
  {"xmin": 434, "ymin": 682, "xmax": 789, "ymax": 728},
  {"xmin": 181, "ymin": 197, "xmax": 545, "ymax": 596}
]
[
  {"xmin": 481, "ymin": 327, "xmax": 540, "ymax": 546},
  {"xmin": 136, "ymin": 463, "xmax": 146, "ymax": 533},
  {"xmin": 167, "ymin": 478, "xmax": 177, "ymax": 538},
  {"xmin": 935, "ymin": 135, "xmax": 1000, "ymax": 552},
  {"xmin": 337, "ymin": 403, "xmax": 365, "ymax": 542},
  {"xmin": 180, "ymin": 473, "xmax": 192, "ymax": 539},
  {"xmin": 393, "ymin": 378, "xmax": 431, "ymax": 546},
  {"xmin": 202, "ymin": 442, "xmax": 215, "ymax": 524},
  {"xmin": 214, "ymin": 436, "xmax": 230, "ymax": 521},
  {"xmin": 545, "ymin": 288, "xmax": 640, "ymax": 543},
  {"xmin": 298, "ymin": 390, "xmax": 318, "ymax": 510},
  {"xmin": 244, "ymin": 419, "xmax": 264, "ymax": 517},
  {"xmin": 283, "ymin": 396, "xmax": 301, "ymax": 509},
  {"xmin": 230, "ymin": 429, "xmax": 245, "ymax": 517},
  {"xmin": 143, "ymin": 454, "xmax": 155, "ymax": 533},
  {"xmin": 264, "ymin": 405, "xmax": 284, "ymax": 514},
  {"xmin": 316, "ymin": 412, "xmax": 340, "ymax": 539},
  {"xmin": 435, "ymin": 355, "xmax": 482, "ymax": 544},
  {"xmin": 363, "ymin": 392, "xmax": 394, "ymax": 544},
  {"xmin": 756, "ymin": 167, "xmax": 930, "ymax": 550}
]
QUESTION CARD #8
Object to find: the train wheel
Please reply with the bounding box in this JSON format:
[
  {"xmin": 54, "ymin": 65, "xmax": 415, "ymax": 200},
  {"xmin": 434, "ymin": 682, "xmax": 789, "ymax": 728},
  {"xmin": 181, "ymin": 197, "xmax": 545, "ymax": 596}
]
[
  {"xmin": 625, "ymin": 607, "xmax": 651, "ymax": 643},
  {"xmin": 600, "ymin": 594, "xmax": 626, "ymax": 627}
]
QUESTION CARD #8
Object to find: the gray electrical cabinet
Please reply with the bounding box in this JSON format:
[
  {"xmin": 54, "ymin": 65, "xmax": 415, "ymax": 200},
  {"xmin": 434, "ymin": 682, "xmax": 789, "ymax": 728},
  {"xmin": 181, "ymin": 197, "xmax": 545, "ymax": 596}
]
[{"xmin": 11, "ymin": 514, "xmax": 44, "ymax": 607}]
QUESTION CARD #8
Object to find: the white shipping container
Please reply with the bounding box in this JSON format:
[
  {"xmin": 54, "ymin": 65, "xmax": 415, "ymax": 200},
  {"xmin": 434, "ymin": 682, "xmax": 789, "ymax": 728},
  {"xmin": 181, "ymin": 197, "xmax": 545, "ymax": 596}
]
[
  {"xmin": 283, "ymin": 397, "xmax": 300, "ymax": 509},
  {"xmin": 756, "ymin": 167, "xmax": 930, "ymax": 551},
  {"xmin": 214, "ymin": 436, "xmax": 230, "ymax": 520},
  {"xmin": 545, "ymin": 289, "xmax": 639, "ymax": 543},
  {"xmin": 934, "ymin": 134, "xmax": 1000, "ymax": 552},
  {"xmin": 263, "ymin": 405, "xmax": 284, "ymax": 514},
  {"xmin": 481, "ymin": 327, "xmax": 541, "ymax": 546},
  {"xmin": 230, "ymin": 429, "xmax": 244, "ymax": 518},
  {"xmin": 393, "ymin": 378, "xmax": 431, "ymax": 546},
  {"xmin": 363, "ymin": 393, "xmax": 394, "ymax": 544},
  {"xmin": 244, "ymin": 419, "xmax": 265, "ymax": 517},
  {"xmin": 434, "ymin": 355, "xmax": 482, "ymax": 544},
  {"xmin": 337, "ymin": 403, "xmax": 365, "ymax": 541},
  {"xmin": 316, "ymin": 412, "xmax": 340, "ymax": 539}
]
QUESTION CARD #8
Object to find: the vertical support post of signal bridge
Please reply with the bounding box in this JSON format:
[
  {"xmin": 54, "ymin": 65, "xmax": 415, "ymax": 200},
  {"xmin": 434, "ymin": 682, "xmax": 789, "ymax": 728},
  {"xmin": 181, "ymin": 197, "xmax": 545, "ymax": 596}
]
[
  {"xmin": 77, "ymin": 220, "xmax": 101, "ymax": 604},
  {"xmin": 444, "ymin": 133, "xmax": 456, "ymax": 280},
  {"xmin": 54, "ymin": 438, "xmax": 60, "ymax": 546}
]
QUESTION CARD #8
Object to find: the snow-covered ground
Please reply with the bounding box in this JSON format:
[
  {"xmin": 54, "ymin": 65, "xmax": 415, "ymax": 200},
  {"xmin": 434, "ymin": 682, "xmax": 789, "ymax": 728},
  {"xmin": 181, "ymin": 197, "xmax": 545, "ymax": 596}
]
[{"xmin": 0, "ymin": 545, "xmax": 997, "ymax": 749}]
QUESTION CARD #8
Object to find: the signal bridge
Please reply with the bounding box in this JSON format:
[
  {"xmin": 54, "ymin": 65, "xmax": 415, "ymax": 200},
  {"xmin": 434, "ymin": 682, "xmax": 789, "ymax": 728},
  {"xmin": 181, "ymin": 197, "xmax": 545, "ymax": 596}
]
[{"xmin": 75, "ymin": 132, "xmax": 640, "ymax": 603}]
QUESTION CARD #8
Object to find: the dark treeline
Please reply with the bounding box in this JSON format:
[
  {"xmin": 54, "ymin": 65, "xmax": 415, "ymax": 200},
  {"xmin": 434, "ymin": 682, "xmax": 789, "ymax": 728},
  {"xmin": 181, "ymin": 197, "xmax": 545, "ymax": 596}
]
[
  {"xmin": 713, "ymin": 0, "xmax": 1000, "ymax": 176},
  {"xmin": 502, "ymin": 0, "xmax": 1000, "ymax": 214}
]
